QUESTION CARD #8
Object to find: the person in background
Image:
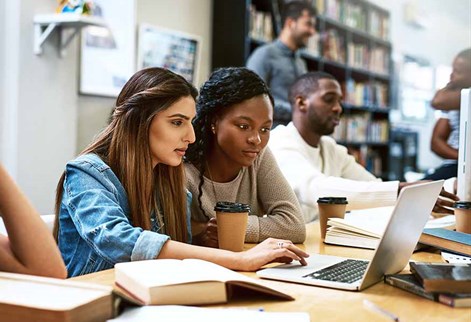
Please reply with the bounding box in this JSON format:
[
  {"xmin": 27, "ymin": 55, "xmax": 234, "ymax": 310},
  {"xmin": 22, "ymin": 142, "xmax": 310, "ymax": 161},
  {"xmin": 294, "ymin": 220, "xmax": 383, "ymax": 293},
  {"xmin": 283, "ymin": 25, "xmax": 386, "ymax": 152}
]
[
  {"xmin": 185, "ymin": 67, "xmax": 306, "ymax": 248},
  {"xmin": 0, "ymin": 164, "xmax": 66, "ymax": 278},
  {"xmin": 247, "ymin": 1, "xmax": 316, "ymax": 127},
  {"xmin": 268, "ymin": 71, "xmax": 458, "ymax": 222},
  {"xmin": 424, "ymin": 48, "xmax": 471, "ymax": 180},
  {"xmin": 54, "ymin": 67, "xmax": 308, "ymax": 277}
]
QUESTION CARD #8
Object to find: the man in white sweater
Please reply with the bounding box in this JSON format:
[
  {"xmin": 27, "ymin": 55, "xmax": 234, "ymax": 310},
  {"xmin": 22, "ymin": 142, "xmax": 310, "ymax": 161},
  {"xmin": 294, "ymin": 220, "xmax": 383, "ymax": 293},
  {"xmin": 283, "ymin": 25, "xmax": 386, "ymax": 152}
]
[{"xmin": 268, "ymin": 71, "xmax": 456, "ymax": 222}]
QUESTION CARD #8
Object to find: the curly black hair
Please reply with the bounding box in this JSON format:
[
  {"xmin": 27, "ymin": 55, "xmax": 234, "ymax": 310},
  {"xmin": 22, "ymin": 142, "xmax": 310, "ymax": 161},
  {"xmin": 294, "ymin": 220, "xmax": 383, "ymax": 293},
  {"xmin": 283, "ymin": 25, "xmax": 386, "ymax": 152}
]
[{"xmin": 186, "ymin": 67, "xmax": 274, "ymax": 218}]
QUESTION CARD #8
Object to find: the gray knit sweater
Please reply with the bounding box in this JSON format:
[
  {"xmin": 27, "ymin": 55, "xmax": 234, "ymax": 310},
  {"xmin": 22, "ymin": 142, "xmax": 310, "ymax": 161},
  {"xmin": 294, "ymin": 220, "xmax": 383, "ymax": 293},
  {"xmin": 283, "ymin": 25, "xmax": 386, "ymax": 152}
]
[{"xmin": 185, "ymin": 148, "xmax": 306, "ymax": 243}]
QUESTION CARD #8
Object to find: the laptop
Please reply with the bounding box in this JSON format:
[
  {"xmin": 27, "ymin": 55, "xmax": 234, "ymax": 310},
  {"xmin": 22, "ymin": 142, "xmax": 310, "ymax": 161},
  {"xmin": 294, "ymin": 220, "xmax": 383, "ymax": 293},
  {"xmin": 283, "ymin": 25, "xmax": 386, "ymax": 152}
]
[{"xmin": 257, "ymin": 180, "xmax": 444, "ymax": 291}]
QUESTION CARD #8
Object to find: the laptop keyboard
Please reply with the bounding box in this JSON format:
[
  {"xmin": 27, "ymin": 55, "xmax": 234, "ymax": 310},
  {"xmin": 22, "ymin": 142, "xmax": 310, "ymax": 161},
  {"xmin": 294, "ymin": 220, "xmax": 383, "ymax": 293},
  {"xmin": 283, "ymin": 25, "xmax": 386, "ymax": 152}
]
[{"xmin": 302, "ymin": 259, "xmax": 369, "ymax": 284}]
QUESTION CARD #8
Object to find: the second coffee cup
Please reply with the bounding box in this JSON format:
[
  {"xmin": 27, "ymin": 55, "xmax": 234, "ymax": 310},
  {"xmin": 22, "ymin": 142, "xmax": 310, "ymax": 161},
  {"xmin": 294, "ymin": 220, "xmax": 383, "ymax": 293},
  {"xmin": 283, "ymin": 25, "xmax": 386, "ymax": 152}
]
[
  {"xmin": 454, "ymin": 201, "xmax": 471, "ymax": 234},
  {"xmin": 214, "ymin": 201, "xmax": 250, "ymax": 252},
  {"xmin": 317, "ymin": 197, "xmax": 348, "ymax": 239}
]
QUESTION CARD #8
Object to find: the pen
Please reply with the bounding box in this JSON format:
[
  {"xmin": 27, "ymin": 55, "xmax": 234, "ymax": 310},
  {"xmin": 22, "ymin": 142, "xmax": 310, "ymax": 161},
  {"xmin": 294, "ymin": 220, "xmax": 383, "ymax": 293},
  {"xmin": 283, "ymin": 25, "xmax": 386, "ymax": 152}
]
[{"xmin": 363, "ymin": 299, "xmax": 400, "ymax": 322}]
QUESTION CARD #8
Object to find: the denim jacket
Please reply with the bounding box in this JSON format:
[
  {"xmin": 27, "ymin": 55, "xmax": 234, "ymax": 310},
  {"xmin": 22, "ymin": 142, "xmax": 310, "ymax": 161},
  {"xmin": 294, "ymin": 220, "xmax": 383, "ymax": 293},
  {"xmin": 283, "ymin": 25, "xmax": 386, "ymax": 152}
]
[{"xmin": 57, "ymin": 154, "xmax": 192, "ymax": 277}]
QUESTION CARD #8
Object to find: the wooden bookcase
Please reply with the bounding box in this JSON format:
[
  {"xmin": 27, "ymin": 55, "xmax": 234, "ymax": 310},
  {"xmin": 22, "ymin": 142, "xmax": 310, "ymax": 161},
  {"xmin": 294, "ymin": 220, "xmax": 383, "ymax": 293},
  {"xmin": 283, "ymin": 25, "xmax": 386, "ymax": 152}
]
[{"xmin": 212, "ymin": 0, "xmax": 392, "ymax": 180}]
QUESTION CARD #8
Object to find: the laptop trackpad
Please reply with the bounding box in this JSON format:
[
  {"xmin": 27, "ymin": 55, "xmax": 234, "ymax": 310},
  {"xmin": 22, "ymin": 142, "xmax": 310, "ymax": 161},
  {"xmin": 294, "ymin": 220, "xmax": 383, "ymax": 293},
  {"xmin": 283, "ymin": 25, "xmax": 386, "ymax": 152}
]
[{"xmin": 258, "ymin": 254, "xmax": 346, "ymax": 278}]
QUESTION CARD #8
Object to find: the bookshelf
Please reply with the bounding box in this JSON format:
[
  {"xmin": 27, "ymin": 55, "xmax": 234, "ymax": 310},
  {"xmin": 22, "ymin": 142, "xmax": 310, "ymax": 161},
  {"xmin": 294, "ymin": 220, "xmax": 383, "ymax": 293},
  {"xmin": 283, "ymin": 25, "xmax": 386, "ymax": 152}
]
[{"xmin": 212, "ymin": 0, "xmax": 392, "ymax": 179}]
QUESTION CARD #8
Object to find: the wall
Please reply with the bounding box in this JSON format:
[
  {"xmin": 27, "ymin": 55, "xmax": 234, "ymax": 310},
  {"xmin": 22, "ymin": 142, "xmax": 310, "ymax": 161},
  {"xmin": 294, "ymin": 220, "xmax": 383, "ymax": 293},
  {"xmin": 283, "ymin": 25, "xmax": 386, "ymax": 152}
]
[
  {"xmin": 1, "ymin": 0, "xmax": 21, "ymax": 173},
  {"xmin": 1, "ymin": 0, "xmax": 78, "ymax": 215},
  {"xmin": 0, "ymin": 0, "xmax": 212, "ymax": 214},
  {"xmin": 0, "ymin": 0, "xmax": 6, "ymax": 162},
  {"xmin": 370, "ymin": 0, "xmax": 471, "ymax": 170},
  {"xmin": 77, "ymin": 0, "xmax": 212, "ymax": 151}
]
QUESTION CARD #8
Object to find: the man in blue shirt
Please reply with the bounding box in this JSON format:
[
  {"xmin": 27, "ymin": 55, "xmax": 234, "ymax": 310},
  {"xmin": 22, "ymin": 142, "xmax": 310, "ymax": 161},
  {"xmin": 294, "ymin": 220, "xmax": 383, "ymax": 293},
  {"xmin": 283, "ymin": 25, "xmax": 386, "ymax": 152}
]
[{"xmin": 247, "ymin": 1, "xmax": 317, "ymax": 127}]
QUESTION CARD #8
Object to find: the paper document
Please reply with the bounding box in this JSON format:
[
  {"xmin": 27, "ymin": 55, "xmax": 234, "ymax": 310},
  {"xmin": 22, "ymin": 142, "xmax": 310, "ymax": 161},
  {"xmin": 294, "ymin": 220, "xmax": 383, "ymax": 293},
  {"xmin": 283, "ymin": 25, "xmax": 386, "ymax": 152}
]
[{"xmin": 107, "ymin": 306, "xmax": 310, "ymax": 322}]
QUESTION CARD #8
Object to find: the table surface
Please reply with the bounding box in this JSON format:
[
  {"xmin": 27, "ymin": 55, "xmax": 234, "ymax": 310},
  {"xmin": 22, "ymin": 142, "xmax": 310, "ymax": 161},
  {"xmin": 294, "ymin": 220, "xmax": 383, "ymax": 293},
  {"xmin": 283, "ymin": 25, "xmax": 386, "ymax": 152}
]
[{"xmin": 73, "ymin": 222, "xmax": 471, "ymax": 322}]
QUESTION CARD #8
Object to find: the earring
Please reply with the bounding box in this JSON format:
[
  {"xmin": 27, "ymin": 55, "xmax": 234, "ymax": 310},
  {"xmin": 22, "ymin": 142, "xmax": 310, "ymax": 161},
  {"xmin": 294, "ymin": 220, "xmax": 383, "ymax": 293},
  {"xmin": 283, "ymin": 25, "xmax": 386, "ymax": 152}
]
[{"xmin": 211, "ymin": 124, "xmax": 216, "ymax": 134}]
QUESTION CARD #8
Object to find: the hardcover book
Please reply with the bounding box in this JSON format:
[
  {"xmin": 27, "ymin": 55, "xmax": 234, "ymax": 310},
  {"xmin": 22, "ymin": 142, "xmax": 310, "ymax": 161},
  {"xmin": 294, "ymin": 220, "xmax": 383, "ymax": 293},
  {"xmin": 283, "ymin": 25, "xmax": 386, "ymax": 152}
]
[
  {"xmin": 409, "ymin": 262, "xmax": 471, "ymax": 293},
  {"xmin": 114, "ymin": 259, "xmax": 293, "ymax": 305},
  {"xmin": 419, "ymin": 228, "xmax": 471, "ymax": 256},
  {"xmin": 384, "ymin": 273, "xmax": 471, "ymax": 308},
  {"xmin": 0, "ymin": 272, "xmax": 114, "ymax": 322}
]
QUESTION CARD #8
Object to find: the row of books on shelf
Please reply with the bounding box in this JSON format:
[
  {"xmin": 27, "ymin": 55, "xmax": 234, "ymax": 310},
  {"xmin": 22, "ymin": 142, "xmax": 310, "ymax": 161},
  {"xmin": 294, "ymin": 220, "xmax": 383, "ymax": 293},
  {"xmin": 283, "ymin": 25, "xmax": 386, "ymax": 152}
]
[
  {"xmin": 348, "ymin": 146, "xmax": 383, "ymax": 176},
  {"xmin": 313, "ymin": 0, "xmax": 390, "ymax": 40},
  {"xmin": 348, "ymin": 43, "xmax": 389, "ymax": 74},
  {"xmin": 343, "ymin": 79, "xmax": 389, "ymax": 108},
  {"xmin": 318, "ymin": 29, "xmax": 389, "ymax": 74},
  {"xmin": 249, "ymin": 5, "xmax": 273, "ymax": 42},
  {"xmin": 333, "ymin": 115, "xmax": 389, "ymax": 143},
  {"xmin": 369, "ymin": 10, "xmax": 390, "ymax": 41}
]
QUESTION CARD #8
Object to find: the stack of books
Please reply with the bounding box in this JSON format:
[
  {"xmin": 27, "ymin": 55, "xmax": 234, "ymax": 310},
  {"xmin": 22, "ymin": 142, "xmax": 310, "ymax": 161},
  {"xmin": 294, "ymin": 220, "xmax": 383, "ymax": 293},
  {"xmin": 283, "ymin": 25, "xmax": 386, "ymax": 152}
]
[{"xmin": 385, "ymin": 262, "xmax": 471, "ymax": 308}]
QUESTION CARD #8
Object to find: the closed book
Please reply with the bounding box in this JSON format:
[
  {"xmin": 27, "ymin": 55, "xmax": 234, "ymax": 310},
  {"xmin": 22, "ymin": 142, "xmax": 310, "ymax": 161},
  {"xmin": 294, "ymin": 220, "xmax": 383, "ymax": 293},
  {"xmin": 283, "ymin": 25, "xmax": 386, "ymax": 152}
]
[
  {"xmin": 384, "ymin": 273, "xmax": 471, "ymax": 307},
  {"xmin": 419, "ymin": 228, "xmax": 471, "ymax": 256},
  {"xmin": 0, "ymin": 272, "xmax": 114, "ymax": 322},
  {"xmin": 409, "ymin": 262, "xmax": 471, "ymax": 293},
  {"xmin": 438, "ymin": 293, "xmax": 471, "ymax": 308},
  {"xmin": 384, "ymin": 273, "xmax": 437, "ymax": 301},
  {"xmin": 114, "ymin": 259, "xmax": 293, "ymax": 305}
]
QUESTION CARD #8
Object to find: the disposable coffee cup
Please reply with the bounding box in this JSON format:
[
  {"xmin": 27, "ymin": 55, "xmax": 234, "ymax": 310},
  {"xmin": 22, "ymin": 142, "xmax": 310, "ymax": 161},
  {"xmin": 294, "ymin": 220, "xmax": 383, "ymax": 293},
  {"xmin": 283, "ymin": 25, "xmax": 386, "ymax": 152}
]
[
  {"xmin": 317, "ymin": 197, "xmax": 348, "ymax": 239},
  {"xmin": 214, "ymin": 201, "xmax": 250, "ymax": 252},
  {"xmin": 454, "ymin": 201, "xmax": 471, "ymax": 234}
]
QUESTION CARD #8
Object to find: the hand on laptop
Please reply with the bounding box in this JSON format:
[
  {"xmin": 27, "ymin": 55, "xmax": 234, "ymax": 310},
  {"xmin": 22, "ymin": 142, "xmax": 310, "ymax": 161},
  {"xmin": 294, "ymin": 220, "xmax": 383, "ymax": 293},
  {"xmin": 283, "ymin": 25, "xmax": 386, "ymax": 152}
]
[
  {"xmin": 398, "ymin": 181, "xmax": 459, "ymax": 214},
  {"xmin": 433, "ymin": 188, "xmax": 459, "ymax": 214},
  {"xmin": 237, "ymin": 238, "xmax": 309, "ymax": 271}
]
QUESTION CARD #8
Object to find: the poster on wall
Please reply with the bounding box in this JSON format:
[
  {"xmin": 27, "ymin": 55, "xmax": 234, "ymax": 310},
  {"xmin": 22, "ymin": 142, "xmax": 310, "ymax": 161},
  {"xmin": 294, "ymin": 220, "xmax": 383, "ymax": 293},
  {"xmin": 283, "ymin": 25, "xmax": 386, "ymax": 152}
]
[
  {"xmin": 137, "ymin": 24, "xmax": 201, "ymax": 85},
  {"xmin": 79, "ymin": 0, "xmax": 136, "ymax": 97}
]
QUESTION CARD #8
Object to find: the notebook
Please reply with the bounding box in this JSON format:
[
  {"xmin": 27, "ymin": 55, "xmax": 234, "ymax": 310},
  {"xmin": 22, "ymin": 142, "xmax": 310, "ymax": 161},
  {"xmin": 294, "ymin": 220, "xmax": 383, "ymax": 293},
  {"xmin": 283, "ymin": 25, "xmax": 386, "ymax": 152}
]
[{"xmin": 257, "ymin": 180, "xmax": 444, "ymax": 291}]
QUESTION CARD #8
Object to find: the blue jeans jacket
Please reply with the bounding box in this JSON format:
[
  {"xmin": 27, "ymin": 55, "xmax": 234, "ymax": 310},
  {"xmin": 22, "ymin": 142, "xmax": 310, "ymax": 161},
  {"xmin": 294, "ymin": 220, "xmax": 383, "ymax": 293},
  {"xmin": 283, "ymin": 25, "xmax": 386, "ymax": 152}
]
[{"xmin": 57, "ymin": 154, "xmax": 192, "ymax": 277}]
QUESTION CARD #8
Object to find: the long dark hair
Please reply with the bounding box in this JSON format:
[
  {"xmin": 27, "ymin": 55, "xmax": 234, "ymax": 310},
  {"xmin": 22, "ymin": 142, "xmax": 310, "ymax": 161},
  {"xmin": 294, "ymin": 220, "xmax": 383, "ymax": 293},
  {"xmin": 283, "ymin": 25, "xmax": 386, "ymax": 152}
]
[
  {"xmin": 54, "ymin": 68, "xmax": 198, "ymax": 242},
  {"xmin": 185, "ymin": 67, "xmax": 274, "ymax": 217}
]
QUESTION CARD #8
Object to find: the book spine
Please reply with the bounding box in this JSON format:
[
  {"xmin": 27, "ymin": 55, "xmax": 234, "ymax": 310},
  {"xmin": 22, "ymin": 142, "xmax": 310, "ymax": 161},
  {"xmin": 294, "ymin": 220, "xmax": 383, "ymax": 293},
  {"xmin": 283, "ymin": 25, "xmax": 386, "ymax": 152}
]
[
  {"xmin": 384, "ymin": 276, "xmax": 436, "ymax": 301},
  {"xmin": 438, "ymin": 294, "xmax": 457, "ymax": 307},
  {"xmin": 438, "ymin": 294, "xmax": 471, "ymax": 308}
]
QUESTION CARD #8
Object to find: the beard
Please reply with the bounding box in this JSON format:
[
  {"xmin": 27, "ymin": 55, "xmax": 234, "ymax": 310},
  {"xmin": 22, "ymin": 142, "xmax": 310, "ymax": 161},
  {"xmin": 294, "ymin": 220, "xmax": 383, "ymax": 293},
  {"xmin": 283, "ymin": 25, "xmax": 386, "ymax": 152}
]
[
  {"xmin": 307, "ymin": 110, "xmax": 338, "ymax": 136},
  {"xmin": 292, "ymin": 33, "xmax": 309, "ymax": 49}
]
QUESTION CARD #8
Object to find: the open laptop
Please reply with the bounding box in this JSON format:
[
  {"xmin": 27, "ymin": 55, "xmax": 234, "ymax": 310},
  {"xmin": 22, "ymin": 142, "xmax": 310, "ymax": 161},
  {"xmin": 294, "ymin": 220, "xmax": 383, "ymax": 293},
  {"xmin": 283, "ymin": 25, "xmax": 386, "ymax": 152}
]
[{"xmin": 257, "ymin": 180, "xmax": 444, "ymax": 291}]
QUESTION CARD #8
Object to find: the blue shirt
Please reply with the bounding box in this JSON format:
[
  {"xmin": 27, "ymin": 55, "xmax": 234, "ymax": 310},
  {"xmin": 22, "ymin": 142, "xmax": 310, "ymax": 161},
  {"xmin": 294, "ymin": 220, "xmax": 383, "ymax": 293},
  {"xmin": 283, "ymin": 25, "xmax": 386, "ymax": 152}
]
[
  {"xmin": 57, "ymin": 154, "xmax": 192, "ymax": 277},
  {"xmin": 246, "ymin": 39, "xmax": 307, "ymax": 122}
]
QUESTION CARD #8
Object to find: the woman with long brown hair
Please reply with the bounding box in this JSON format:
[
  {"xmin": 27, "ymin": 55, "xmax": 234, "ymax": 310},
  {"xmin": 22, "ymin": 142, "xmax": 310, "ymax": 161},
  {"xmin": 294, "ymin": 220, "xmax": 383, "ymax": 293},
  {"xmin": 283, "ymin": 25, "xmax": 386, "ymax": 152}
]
[{"xmin": 54, "ymin": 67, "xmax": 308, "ymax": 277}]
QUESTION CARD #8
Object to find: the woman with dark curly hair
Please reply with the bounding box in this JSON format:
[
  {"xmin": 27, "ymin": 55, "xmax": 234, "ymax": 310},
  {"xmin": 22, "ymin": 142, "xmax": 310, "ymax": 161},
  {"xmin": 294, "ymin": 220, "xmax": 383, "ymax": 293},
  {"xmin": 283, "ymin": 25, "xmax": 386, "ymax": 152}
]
[
  {"xmin": 185, "ymin": 67, "xmax": 306, "ymax": 248},
  {"xmin": 54, "ymin": 67, "xmax": 308, "ymax": 277}
]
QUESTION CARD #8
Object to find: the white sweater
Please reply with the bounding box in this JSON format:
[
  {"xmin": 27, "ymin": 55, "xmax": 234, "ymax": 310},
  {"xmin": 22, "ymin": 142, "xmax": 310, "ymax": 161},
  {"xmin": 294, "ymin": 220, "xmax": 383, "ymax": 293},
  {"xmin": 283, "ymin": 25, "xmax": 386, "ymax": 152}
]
[{"xmin": 268, "ymin": 123, "xmax": 399, "ymax": 222}]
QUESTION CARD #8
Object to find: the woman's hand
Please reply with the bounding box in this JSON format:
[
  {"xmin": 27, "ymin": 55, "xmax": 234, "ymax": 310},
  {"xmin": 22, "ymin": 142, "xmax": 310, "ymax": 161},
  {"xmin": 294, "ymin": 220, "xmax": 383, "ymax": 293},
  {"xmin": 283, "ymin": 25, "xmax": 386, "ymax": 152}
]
[
  {"xmin": 234, "ymin": 238, "xmax": 309, "ymax": 271},
  {"xmin": 192, "ymin": 218, "xmax": 219, "ymax": 248}
]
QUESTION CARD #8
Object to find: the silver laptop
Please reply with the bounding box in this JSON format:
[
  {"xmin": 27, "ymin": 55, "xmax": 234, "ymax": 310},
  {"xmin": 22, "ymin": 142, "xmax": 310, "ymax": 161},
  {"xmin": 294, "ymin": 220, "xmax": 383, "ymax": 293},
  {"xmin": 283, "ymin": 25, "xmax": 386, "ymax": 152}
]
[{"xmin": 257, "ymin": 180, "xmax": 444, "ymax": 291}]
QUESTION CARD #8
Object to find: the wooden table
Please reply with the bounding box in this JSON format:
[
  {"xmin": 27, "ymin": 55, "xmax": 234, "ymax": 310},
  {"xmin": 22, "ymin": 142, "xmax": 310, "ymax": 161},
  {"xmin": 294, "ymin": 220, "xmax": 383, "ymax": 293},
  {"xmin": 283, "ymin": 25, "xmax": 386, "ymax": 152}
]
[{"xmin": 73, "ymin": 222, "xmax": 471, "ymax": 321}]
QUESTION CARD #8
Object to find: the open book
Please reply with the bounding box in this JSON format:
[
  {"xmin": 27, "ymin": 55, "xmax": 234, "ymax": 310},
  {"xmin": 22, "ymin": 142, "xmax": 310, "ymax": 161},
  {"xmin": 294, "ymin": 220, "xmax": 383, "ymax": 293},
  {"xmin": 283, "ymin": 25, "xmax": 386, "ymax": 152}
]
[
  {"xmin": 324, "ymin": 206, "xmax": 455, "ymax": 249},
  {"xmin": 115, "ymin": 259, "xmax": 293, "ymax": 305},
  {"xmin": 0, "ymin": 272, "xmax": 114, "ymax": 322}
]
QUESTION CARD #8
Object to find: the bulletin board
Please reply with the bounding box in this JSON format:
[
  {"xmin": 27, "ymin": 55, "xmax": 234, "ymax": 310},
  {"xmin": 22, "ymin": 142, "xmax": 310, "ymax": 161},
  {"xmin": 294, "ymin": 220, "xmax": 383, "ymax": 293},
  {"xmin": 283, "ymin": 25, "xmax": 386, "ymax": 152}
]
[
  {"xmin": 79, "ymin": 0, "xmax": 136, "ymax": 97},
  {"xmin": 137, "ymin": 24, "xmax": 201, "ymax": 85}
]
